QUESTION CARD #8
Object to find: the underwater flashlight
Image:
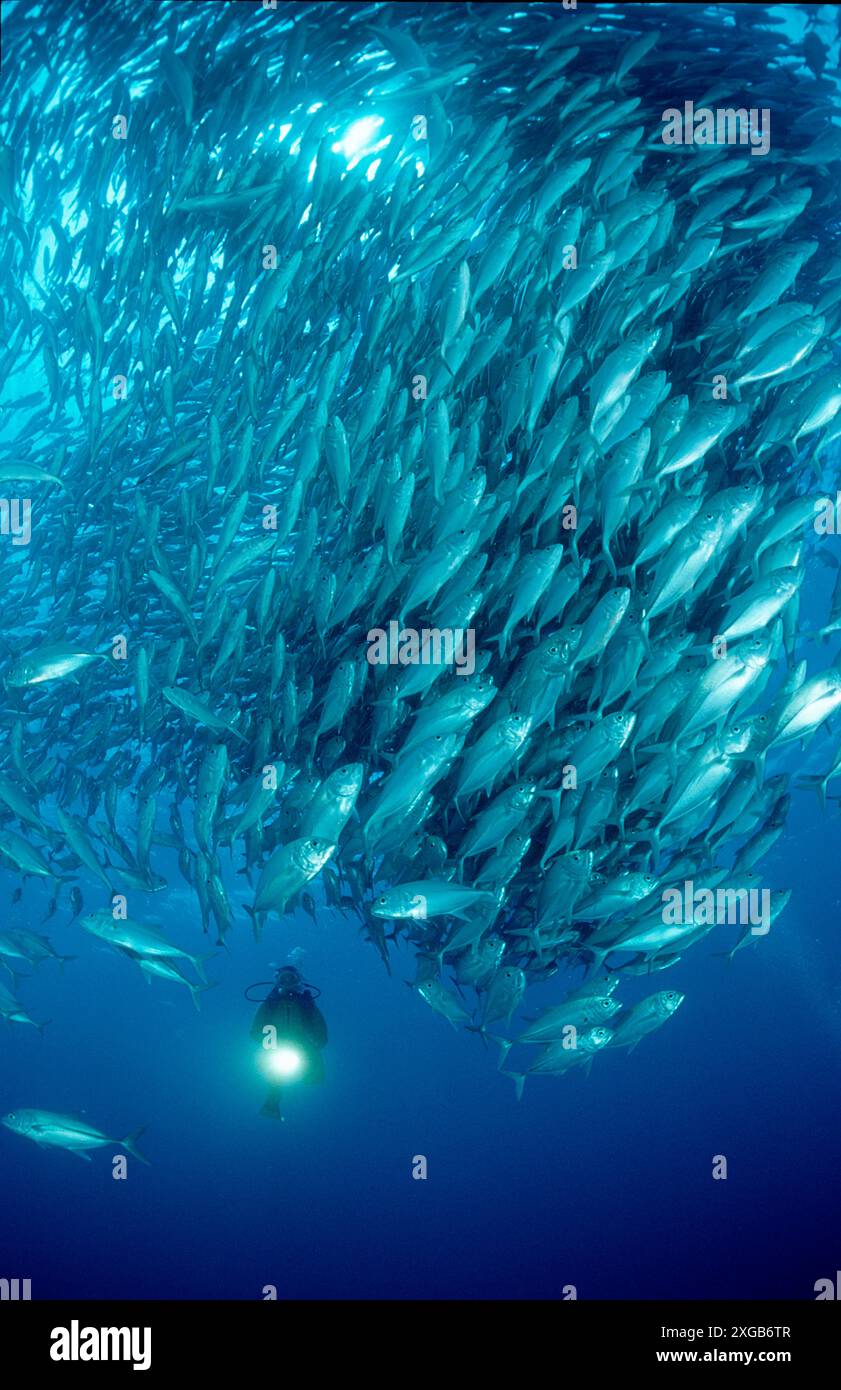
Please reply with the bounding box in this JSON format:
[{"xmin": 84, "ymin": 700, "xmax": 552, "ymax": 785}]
[{"xmin": 262, "ymin": 1044, "xmax": 306, "ymax": 1080}]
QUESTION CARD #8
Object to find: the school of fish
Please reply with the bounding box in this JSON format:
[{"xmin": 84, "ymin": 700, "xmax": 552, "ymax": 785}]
[{"xmin": 1, "ymin": 0, "xmax": 841, "ymax": 1143}]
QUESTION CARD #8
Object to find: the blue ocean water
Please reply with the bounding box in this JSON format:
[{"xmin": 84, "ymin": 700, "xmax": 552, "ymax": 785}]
[
  {"xmin": 2, "ymin": 771, "xmax": 840, "ymax": 1300},
  {"xmin": 1, "ymin": 0, "xmax": 841, "ymax": 1303}
]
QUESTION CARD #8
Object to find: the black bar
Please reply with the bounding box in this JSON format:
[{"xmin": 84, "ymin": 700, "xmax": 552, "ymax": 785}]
[{"xmin": 1, "ymin": 1299, "xmax": 838, "ymax": 1375}]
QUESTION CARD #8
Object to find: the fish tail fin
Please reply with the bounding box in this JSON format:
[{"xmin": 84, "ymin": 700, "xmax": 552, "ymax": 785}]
[
  {"xmin": 633, "ymin": 823, "xmax": 660, "ymax": 870},
  {"xmin": 587, "ymin": 428, "xmax": 606, "ymax": 465},
  {"xmin": 673, "ymin": 332, "xmax": 711, "ymax": 353},
  {"xmin": 635, "ymin": 740, "xmax": 670, "ymax": 756},
  {"xmin": 189, "ymin": 953, "xmax": 208, "ymax": 983},
  {"xmin": 37, "ymin": 1018, "xmax": 51, "ymax": 1038},
  {"xmin": 431, "ymin": 939, "xmax": 450, "ymax": 972},
  {"xmin": 585, "ymin": 946, "xmax": 610, "ymax": 976},
  {"xmin": 495, "ymin": 1038, "xmax": 513, "ymax": 1070},
  {"xmin": 502, "ymin": 1069, "xmax": 525, "ymax": 1102},
  {"xmin": 121, "ymin": 1126, "xmax": 150, "ymax": 1165},
  {"xmin": 58, "ymin": 955, "xmax": 77, "ymax": 973},
  {"xmin": 243, "ymin": 903, "xmax": 262, "ymax": 941},
  {"xmin": 737, "ymin": 747, "xmax": 767, "ymax": 788},
  {"xmin": 465, "ymin": 1023, "xmax": 489, "ymax": 1049},
  {"xmin": 619, "ymin": 478, "xmax": 657, "ymax": 497},
  {"xmin": 259, "ymin": 1094, "xmax": 284, "ymax": 1120},
  {"xmin": 190, "ymin": 981, "xmax": 219, "ymax": 1011},
  {"xmin": 795, "ymin": 774, "xmax": 828, "ymax": 810},
  {"xmin": 538, "ymin": 786, "xmax": 562, "ymax": 821}
]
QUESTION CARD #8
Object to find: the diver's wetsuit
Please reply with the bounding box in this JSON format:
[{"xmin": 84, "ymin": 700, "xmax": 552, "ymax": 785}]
[{"xmin": 252, "ymin": 987, "xmax": 328, "ymax": 1115}]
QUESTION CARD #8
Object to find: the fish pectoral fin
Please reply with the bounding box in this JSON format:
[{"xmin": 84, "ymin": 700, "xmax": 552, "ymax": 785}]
[{"xmin": 67, "ymin": 1148, "xmax": 93, "ymax": 1162}]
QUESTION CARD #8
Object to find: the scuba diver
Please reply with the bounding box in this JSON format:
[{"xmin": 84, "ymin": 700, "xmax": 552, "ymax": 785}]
[{"xmin": 246, "ymin": 966, "xmax": 327, "ymax": 1120}]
